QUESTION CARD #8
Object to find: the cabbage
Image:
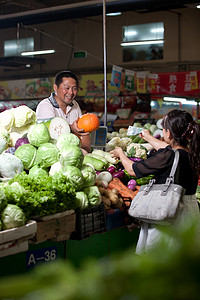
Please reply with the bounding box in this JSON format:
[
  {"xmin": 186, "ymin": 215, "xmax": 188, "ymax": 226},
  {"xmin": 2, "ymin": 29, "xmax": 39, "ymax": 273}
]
[
  {"xmin": 29, "ymin": 165, "xmax": 49, "ymax": 177},
  {"xmin": 15, "ymin": 144, "xmax": 37, "ymax": 170},
  {"xmin": 11, "ymin": 105, "xmax": 36, "ymax": 128},
  {"xmin": 82, "ymin": 186, "xmax": 102, "ymax": 206},
  {"xmin": 62, "ymin": 165, "xmax": 83, "ymax": 191},
  {"xmin": 49, "ymin": 161, "xmax": 62, "ymax": 176},
  {"xmin": 15, "ymin": 137, "xmax": 29, "ymax": 149},
  {"xmin": 47, "ymin": 117, "xmax": 71, "ymax": 140},
  {"xmin": 56, "ymin": 133, "xmax": 81, "ymax": 150},
  {"xmin": 35, "ymin": 143, "xmax": 59, "ymax": 168},
  {"xmin": 11, "ymin": 123, "xmax": 35, "ymax": 136},
  {"xmin": 0, "ymin": 110, "xmax": 14, "ymax": 131},
  {"xmin": 1, "ymin": 204, "xmax": 26, "ymax": 230},
  {"xmin": 81, "ymin": 164, "xmax": 96, "ymax": 188},
  {"xmin": 60, "ymin": 145, "xmax": 83, "ymax": 169},
  {"xmin": 28, "ymin": 123, "xmax": 50, "ymax": 147},
  {"xmin": 0, "ymin": 153, "xmax": 24, "ymax": 178},
  {"xmin": 75, "ymin": 191, "xmax": 89, "ymax": 209}
]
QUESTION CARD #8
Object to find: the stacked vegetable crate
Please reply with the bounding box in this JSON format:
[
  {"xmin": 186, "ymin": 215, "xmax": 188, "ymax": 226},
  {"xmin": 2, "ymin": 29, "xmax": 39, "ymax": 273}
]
[
  {"xmin": 32, "ymin": 210, "xmax": 76, "ymax": 243},
  {"xmin": 70, "ymin": 203, "xmax": 106, "ymax": 240},
  {"xmin": 0, "ymin": 220, "xmax": 37, "ymax": 257}
]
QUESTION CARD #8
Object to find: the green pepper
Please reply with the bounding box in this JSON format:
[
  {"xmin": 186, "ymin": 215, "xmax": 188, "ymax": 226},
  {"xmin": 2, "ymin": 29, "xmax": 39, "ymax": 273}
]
[{"xmin": 136, "ymin": 175, "xmax": 154, "ymax": 186}]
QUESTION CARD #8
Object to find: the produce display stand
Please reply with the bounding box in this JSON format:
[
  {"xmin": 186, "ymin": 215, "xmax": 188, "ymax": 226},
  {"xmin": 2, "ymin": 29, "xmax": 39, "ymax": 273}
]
[{"xmin": 0, "ymin": 206, "xmax": 140, "ymax": 277}]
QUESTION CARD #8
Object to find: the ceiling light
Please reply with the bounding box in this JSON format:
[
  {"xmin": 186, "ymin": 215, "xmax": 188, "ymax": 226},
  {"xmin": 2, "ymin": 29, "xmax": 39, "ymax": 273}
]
[
  {"xmin": 121, "ymin": 40, "xmax": 164, "ymax": 46},
  {"xmin": 196, "ymin": 4, "xmax": 200, "ymax": 8},
  {"xmin": 106, "ymin": 12, "xmax": 121, "ymax": 16},
  {"xmin": 124, "ymin": 30, "xmax": 137, "ymax": 37},
  {"xmin": 21, "ymin": 49, "xmax": 55, "ymax": 56},
  {"xmin": 163, "ymin": 97, "xmax": 196, "ymax": 105},
  {"xmin": 150, "ymin": 28, "xmax": 164, "ymax": 33}
]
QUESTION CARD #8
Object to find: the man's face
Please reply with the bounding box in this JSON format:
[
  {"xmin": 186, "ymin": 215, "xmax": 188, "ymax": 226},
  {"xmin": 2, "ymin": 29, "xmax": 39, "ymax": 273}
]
[{"xmin": 54, "ymin": 77, "xmax": 78, "ymax": 105}]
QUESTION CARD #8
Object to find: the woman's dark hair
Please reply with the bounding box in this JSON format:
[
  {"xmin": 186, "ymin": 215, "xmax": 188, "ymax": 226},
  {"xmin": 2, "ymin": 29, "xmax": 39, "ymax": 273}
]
[
  {"xmin": 54, "ymin": 70, "xmax": 79, "ymax": 87},
  {"xmin": 161, "ymin": 109, "xmax": 200, "ymax": 177}
]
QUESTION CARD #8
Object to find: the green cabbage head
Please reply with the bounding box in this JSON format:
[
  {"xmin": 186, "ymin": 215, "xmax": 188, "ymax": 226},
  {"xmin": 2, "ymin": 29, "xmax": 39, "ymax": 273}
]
[
  {"xmin": 60, "ymin": 145, "xmax": 83, "ymax": 169},
  {"xmin": 1, "ymin": 204, "xmax": 26, "ymax": 230},
  {"xmin": 15, "ymin": 143, "xmax": 37, "ymax": 170},
  {"xmin": 35, "ymin": 143, "xmax": 59, "ymax": 168},
  {"xmin": 28, "ymin": 123, "xmax": 50, "ymax": 147},
  {"xmin": 81, "ymin": 164, "xmax": 96, "ymax": 188},
  {"xmin": 62, "ymin": 165, "xmax": 83, "ymax": 191}
]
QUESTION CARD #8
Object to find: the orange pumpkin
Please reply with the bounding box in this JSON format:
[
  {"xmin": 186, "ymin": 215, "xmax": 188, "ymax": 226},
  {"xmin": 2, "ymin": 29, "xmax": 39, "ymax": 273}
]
[{"xmin": 77, "ymin": 113, "xmax": 100, "ymax": 132}]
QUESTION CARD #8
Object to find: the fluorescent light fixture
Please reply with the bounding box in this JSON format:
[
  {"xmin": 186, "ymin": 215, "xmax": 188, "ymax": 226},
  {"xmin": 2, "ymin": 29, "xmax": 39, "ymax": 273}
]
[
  {"xmin": 21, "ymin": 49, "xmax": 55, "ymax": 56},
  {"xmin": 163, "ymin": 97, "xmax": 196, "ymax": 105},
  {"xmin": 124, "ymin": 30, "xmax": 137, "ymax": 37},
  {"xmin": 106, "ymin": 12, "xmax": 121, "ymax": 16},
  {"xmin": 150, "ymin": 28, "xmax": 164, "ymax": 33},
  {"xmin": 121, "ymin": 40, "xmax": 164, "ymax": 46},
  {"xmin": 196, "ymin": 4, "xmax": 200, "ymax": 8}
]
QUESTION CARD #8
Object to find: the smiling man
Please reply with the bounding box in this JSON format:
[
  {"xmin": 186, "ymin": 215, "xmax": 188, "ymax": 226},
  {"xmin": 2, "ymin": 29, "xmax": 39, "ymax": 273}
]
[{"xmin": 36, "ymin": 70, "xmax": 91, "ymax": 152}]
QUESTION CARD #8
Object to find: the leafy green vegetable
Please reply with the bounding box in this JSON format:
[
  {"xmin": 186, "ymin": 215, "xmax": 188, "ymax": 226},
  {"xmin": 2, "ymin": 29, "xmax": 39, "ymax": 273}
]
[
  {"xmin": 28, "ymin": 123, "xmax": 50, "ymax": 147},
  {"xmin": 62, "ymin": 165, "xmax": 83, "ymax": 191},
  {"xmin": 60, "ymin": 145, "xmax": 83, "ymax": 169},
  {"xmin": 11, "ymin": 105, "xmax": 36, "ymax": 128},
  {"xmin": 35, "ymin": 143, "xmax": 59, "ymax": 168},
  {"xmin": 82, "ymin": 186, "xmax": 101, "ymax": 206},
  {"xmin": 15, "ymin": 143, "xmax": 37, "ymax": 170},
  {"xmin": 29, "ymin": 165, "xmax": 49, "ymax": 177},
  {"xmin": 75, "ymin": 191, "xmax": 89, "ymax": 209},
  {"xmin": 6, "ymin": 172, "xmax": 77, "ymax": 218},
  {"xmin": 1, "ymin": 204, "xmax": 26, "ymax": 230},
  {"xmin": 81, "ymin": 164, "xmax": 96, "ymax": 188},
  {"xmin": 56, "ymin": 133, "xmax": 81, "ymax": 150},
  {"xmin": 0, "ymin": 152, "xmax": 24, "ymax": 177}
]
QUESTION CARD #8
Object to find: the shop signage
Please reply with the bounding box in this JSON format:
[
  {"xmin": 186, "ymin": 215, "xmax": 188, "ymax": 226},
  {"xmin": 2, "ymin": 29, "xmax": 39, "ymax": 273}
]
[
  {"xmin": 149, "ymin": 71, "xmax": 200, "ymax": 97},
  {"xmin": 26, "ymin": 246, "xmax": 57, "ymax": 269}
]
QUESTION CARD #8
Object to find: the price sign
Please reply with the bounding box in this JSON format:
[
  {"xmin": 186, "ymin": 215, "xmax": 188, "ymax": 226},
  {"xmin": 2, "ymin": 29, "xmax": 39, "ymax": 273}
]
[{"xmin": 91, "ymin": 126, "xmax": 107, "ymax": 148}]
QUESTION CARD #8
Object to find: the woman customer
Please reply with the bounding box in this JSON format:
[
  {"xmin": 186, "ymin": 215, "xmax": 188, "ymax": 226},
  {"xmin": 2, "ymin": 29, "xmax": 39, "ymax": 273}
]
[{"xmin": 110, "ymin": 109, "xmax": 200, "ymax": 254}]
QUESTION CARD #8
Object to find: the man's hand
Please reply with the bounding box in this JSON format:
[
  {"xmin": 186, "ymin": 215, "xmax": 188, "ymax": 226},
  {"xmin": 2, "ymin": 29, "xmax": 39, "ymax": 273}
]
[{"xmin": 70, "ymin": 119, "xmax": 89, "ymax": 136}]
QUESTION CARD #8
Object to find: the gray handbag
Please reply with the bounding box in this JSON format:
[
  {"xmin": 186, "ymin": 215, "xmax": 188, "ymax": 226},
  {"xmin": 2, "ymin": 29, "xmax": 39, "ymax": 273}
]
[{"xmin": 128, "ymin": 150, "xmax": 185, "ymax": 225}]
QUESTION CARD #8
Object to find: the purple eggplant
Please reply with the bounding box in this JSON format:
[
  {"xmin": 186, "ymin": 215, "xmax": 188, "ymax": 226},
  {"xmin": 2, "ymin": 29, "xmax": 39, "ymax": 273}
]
[
  {"xmin": 112, "ymin": 170, "xmax": 125, "ymax": 180},
  {"xmin": 107, "ymin": 166, "xmax": 117, "ymax": 174}
]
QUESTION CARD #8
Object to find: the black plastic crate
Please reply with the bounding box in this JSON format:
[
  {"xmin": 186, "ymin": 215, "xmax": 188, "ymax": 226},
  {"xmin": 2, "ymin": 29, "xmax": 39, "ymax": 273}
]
[{"xmin": 70, "ymin": 203, "xmax": 106, "ymax": 240}]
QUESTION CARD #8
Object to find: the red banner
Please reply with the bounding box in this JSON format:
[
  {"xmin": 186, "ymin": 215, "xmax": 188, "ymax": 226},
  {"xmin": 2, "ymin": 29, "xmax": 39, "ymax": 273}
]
[{"xmin": 149, "ymin": 71, "xmax": 200, "ymax": 97}]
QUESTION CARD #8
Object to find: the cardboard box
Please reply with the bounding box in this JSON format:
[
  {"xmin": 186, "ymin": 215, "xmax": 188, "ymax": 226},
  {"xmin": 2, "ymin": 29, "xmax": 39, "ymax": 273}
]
[{"xmin": 33, "ymin": 210, "xmax": 76, "ymax": 243}]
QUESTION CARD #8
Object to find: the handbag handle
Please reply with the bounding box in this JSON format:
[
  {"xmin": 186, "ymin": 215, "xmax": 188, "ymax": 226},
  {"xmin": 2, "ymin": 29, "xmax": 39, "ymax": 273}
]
[{"xmin": 169, "ymin": 149, "xmax": 180, "ymax": 180}]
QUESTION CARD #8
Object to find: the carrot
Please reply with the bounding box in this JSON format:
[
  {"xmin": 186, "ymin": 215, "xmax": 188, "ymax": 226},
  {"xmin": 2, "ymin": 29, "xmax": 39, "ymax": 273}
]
[{"xmin": 108, "ymin": 177, "xmax": 140, "ymax": 199}]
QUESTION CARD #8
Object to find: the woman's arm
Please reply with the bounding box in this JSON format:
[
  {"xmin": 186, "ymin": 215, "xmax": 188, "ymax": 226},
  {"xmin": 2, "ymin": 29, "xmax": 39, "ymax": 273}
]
[
  {"xmin": 110, "ymin": 147, "xmax": 136, "ymax": 176},
  {"xmin": 140, "ymin": 129, "xmax": 168, "ymax": 151}
]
